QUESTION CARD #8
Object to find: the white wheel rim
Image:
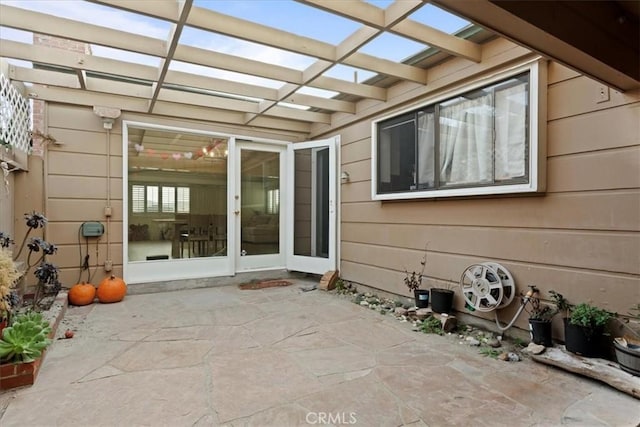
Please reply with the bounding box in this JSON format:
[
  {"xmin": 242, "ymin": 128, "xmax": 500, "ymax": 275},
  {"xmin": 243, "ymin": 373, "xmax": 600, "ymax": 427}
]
[
  {"xmin": 482, "ymin": 262, "xmax": 515, "ymax": 309},
  {"xmin": 460, "ymin": 263, "xmax": 504, "ymax": 312}
]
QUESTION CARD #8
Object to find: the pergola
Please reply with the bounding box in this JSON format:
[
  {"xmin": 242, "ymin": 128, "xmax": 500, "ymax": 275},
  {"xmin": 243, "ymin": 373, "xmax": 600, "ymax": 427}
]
[{"xmin": 1, "ymin": 0, "xmax": 637, "ymax": 139}]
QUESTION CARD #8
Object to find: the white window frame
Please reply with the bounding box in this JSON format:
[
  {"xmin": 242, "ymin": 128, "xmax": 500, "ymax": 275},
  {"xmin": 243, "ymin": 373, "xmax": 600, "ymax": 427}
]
[
  {"xmin": 130, "ymin": 184, "xmax": 190, "ymax": 214},
  {"xmin": 371, "ymin": 60, "xmax": 547, "ymax": 201}
]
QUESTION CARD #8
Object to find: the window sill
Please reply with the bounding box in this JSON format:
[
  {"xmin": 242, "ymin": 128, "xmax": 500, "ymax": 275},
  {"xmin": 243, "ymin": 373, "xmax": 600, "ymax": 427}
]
[{"xmin": 373, "ymin": 182, "xmax": 542, "ymax": 201}]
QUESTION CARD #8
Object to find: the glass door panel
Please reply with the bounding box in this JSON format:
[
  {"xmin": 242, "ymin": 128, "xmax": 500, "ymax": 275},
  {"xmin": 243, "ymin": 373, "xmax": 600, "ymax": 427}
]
[
  {"xmin": 236, "ymin": 144, "xmax": 285, "ymax": 271},
  {"xmin": 293, "ymin": 147, "xmax": 329, "ymax": 258},
  {"xmin": 125, "ymin": 124, "xmax": 231, "ymax": 284},
  {"xmin": 240, "ymin": 150, "xmax": 280, "ymax": 255},
  {"xmin": 287, "ymin": 137, "xmax": 337, "ymax": 275}
]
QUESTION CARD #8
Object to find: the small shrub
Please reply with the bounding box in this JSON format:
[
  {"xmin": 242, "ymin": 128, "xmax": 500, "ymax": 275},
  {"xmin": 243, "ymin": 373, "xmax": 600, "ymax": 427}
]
[
  {"xmin": 569, "ymin": 303, "xmax": 613, "ymax": 332},
  {"xmin": 419, "ymin": 316, "xmax": 443, "ymax": 335}
]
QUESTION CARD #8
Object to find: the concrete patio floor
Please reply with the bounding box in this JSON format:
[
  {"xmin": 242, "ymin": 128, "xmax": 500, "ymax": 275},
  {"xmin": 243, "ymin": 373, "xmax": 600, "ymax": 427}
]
[{"xmin": 1, "ymin": 278, "xmax": 638, "ymax": 426}]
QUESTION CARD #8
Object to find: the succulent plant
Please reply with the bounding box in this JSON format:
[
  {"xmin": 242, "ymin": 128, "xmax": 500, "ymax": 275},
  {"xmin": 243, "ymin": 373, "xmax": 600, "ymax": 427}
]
[{"xmin": 0, "ymin": 311, "xmax": 52, "ymax": 362}]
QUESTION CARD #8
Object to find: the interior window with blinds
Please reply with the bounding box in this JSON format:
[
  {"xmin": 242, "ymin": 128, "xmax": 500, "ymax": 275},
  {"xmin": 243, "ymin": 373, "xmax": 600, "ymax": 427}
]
[
  {"xmin": 177, "ymin": 187, "xmax": 190, "ymax": 213},
  {"xmin": 375, "ymin": 71, "xmax": 530, "ymax": 198},
  {"xmin": 131, "ymin": 185, "xmax": 145, "ymax": 213},
  {"xmin": 130, "ymin": 185, "xmax": 190, "ymax": 214},
  {"xmin": 162, "ymin": 186, "xmax": 176, "ymax": 213}
]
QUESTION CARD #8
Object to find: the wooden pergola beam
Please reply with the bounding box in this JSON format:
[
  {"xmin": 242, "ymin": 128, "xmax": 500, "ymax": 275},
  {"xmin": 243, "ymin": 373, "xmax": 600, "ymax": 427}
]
[
  {"xmin": 296, "ymin": 0, "xmax": 481, "ymax": 62},
  {"xmin": 148, "ymin": 0, "xmax": 193, "ymax": 113}
]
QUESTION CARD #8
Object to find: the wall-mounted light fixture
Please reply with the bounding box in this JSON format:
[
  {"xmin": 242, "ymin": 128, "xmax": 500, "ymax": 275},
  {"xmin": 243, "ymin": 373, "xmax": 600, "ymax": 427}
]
[{"xmin": 340, "ymin": 171, "xmax": 350, "ymax": 183}]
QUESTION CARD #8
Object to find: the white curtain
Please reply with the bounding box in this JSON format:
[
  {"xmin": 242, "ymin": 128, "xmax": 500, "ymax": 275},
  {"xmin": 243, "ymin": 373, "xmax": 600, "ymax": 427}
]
[
  {"xmin": 417, "ymin": 111, "xmax": 435, "ymax": 187},
  {"xmin": 495, "ymin": 83, "xmax": 527, "ymax": 180},
  {"xmin": 439, "ymin": 94, "xmax": 493, "ymax": 185}
]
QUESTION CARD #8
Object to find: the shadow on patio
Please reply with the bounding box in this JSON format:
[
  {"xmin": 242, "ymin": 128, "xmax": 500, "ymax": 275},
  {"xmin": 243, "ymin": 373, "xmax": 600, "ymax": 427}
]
[{"xmin": 1, "ymin": 279, "xmax": 637, "ymax": 426}]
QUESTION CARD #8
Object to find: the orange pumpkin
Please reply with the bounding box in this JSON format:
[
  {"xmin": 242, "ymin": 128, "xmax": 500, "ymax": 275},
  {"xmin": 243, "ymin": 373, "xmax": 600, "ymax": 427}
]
[
  {"xmin": 97, "ymin": 275, "xmax": 127, "ymax": 303},
  {"xmin": 68, "ymin": 282, "xmax": 96, "ymax": 306}
]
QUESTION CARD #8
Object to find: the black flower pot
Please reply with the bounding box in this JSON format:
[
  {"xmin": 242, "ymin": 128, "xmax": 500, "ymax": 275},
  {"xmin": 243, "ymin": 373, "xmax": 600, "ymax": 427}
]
[
  {"xmin": 564, "ymin": 319, "xmax": 604, "ymax": 358},
  {"xmin": 430, "ymin": 288, "xmax": 454, "ymax": 314},
  {"xmin": 529, "ymin": 319, "xmax": 553, "ymax": 347},
  {"xmin": 414, "ymin": 289, "xmax": 429, "ymax": 308}
]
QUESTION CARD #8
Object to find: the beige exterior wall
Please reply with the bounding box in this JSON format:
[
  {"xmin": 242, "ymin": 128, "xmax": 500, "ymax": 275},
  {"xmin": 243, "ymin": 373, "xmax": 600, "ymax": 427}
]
[
  {"xmin": 14, "ymin": 105, "xmax": 302, "ymax": 287},
  {"xmin": 331, "ymin": 57, "xmax": 640, "ymax": 332},
  {"xmin": 6, "ymin": 35, "xmax": 638, "ymax": 335}
]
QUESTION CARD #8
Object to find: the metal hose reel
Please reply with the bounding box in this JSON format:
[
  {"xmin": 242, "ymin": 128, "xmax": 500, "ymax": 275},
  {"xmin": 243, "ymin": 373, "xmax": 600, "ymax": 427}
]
[{"xmin": 460, "ymin": 262, "xmax": 516, "ymax": 312}]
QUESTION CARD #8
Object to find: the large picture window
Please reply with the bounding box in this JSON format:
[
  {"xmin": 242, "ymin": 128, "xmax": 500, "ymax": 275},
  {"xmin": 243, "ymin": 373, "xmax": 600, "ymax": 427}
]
[{"xmin": 373, "ymin": 63, "xmax": 545, "ymax": 200}]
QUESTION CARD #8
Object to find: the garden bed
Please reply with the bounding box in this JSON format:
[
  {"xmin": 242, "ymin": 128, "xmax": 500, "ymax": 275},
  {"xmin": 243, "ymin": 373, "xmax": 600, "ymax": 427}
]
[{"xmin": 0, "ymin": 291, "xmax": 68, "ymax": 390}]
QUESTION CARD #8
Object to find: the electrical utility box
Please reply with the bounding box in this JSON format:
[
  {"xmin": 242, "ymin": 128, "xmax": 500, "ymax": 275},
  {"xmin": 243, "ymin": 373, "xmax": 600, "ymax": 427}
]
[{"xmin": 81, "ymin": 221, "xmax": 104, "ymax": 237}]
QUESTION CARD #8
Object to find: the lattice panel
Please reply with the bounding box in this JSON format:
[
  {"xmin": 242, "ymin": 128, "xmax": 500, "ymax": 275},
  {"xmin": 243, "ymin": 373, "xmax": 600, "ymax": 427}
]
[{"xmin": 0, "ymin": 72, "xmax": 31, "ymax": 153}]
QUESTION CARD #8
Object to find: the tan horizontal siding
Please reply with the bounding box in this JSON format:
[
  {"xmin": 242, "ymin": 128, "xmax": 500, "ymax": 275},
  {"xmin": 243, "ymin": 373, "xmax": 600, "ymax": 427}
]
[
  {"xmin": 341, "ymin": 138, "xmax": 371, "ymax": 165},
  {"xmin": 337, "ymin": 59, "xmax": 639, "ymax": 331},
  {"xmin": 45, "ymin": 128, "xmax": 118, "ymax": 155},
  {"xmin": 48, "ymin": 104, "xmax": 122, "ymax": 133},
  {"xmin": 548, "ymin": 62, "xmax": 581, "ymax": 85},
  {"xmin": 47, "ymin": 222, "xmax": 123, "ymax": 245},
  {"xmin": 342, "ymin": 223, "xmax": 639, "ymax": 275},
  {"xmin": 341, "ymin": 159, "xmax": 370, "ymax": 183},
  {"xmin": 48, "ymin": 199, "xmax": 123, "ymax": 221},
  {"xmin": 547, "ymin": 103, "xmax": 640, "ymax": 156},
  {"xmin": 546, "ymin": 146, "xmax": 640, "ymax": 192},
  {"xmin": 340, "ymin": 245, "xmax": 639, "ymax": 315},
  {"xmin": 47, "ymin": 176, "xmax": 122, "ymax": 200},
  {"xmin": 342, "ymin": 191, "xmax": 640, "ymax": 231},
  {"xmin": 48, "ymin": 151, "xmax": 123, "ymax": 177},
  {"xmin": 548, "ymin": 76, "xmax": 639, "ymax": 120},
  {"xmin": 49, "ymin": 242, "xmax": 121, "ymax": 269}
]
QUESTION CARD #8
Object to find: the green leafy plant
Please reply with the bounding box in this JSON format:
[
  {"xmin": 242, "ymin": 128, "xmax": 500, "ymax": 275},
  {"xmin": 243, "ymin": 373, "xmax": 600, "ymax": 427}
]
[
  {"xmin": 0, "ymin": 311, "xmax": 52, "ymax": 363},
  {"xmin": 569, "ymin": 303, "xmax": 613, "ymax": 335},
  {"xmin": 418, "ymin": 316, "xmax": 443, "ymax": 335}
]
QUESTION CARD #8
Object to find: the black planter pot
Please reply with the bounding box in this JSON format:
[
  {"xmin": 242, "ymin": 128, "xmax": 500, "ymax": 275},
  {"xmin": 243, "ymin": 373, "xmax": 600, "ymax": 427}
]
[
  {"xmin": 430, "ymin": 288, "xmax": 454, "ymax": 314},
  {"xmin": 564, "ymin": 319, "xmax": 604, "ymax": 358},
  {"xmin": 529, "ymin": 319, "xmax": 553, "ymax": 347},
  {"xmin": 414, "ymin": 289, "xmax": 429, "ymax": 308}
]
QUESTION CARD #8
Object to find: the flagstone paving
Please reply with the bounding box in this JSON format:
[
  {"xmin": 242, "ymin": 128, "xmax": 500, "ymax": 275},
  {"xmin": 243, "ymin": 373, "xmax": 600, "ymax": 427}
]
[{"xmin": 1, "ymin": 279, "xmax": 638, "ymax": 426}]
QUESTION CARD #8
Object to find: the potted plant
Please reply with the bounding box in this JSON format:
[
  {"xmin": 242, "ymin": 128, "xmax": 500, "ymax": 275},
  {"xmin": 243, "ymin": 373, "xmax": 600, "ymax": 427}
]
[
  {"xmin": 613, "ymin": 304, "xmax": 640, "ymax": 376},
  {"xmin": 0, "ymin": 311, "xmax": 52, "ymax": 364},
  {"xmin": 404, "ymin": 250, "xmax": 428, "ymax": 308},
  {"xmin": 565, "ymin": 302, "xmax": 613, "ymax": 358},
  {"xmin": 527, "ymin": 292, "xmax": 557, "ymax": 347}
]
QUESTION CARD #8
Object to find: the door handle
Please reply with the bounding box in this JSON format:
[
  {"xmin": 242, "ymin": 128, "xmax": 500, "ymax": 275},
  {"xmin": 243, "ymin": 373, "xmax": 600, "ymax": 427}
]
[{"xmin": 234, "ymin": 210, "xmax": 240, "ymax": 215}]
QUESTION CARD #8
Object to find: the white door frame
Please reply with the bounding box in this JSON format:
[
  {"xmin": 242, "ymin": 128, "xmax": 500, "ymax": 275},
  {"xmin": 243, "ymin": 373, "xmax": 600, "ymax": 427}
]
[{"xmin": 286, "ymin": 136, "xmax": 338, "ymax": 275}]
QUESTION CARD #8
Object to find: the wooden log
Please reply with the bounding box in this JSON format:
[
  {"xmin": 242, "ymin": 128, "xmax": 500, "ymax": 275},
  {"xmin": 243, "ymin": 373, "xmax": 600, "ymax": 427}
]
[
  {"xmin": 318, "ymin": 270, "xmax": 339, "ymax": 291},
  {"xmin": 532, "ymin": 346, "xmax": 640, "ymax": 400}
]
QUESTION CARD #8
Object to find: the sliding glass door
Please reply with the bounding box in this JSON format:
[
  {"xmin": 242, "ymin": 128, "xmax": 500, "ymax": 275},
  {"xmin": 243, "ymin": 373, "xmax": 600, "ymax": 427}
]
[{"xmin": 124, "ymin": 123, "xmax": 231, "ymax": 283}]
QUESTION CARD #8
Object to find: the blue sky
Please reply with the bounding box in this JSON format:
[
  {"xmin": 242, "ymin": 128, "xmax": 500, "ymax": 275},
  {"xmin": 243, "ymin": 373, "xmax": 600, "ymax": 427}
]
[{"xmin": 0, "ymin": 0, "xmax": 469, "ymax": 97}]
